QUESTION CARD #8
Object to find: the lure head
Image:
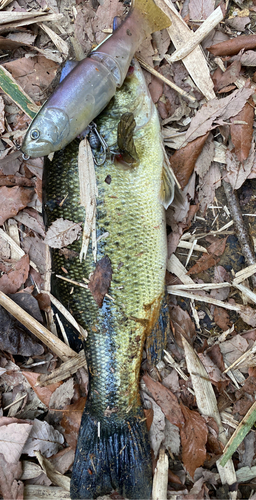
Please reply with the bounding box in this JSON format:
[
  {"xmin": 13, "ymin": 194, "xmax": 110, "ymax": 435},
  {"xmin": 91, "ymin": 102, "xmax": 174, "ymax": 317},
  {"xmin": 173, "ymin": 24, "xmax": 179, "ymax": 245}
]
[{"xmin": 21, "ymin": 106, "xmax": 70, "ymax": 158}]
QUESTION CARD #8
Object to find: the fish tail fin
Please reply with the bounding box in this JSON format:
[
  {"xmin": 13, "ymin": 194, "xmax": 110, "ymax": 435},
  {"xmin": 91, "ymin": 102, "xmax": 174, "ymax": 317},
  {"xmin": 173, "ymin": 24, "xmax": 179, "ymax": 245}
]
[
  {"xmin": 70, "ymin": 403, "xmax": 152, "ymax": 499},
  {"xmin": 133, "ymin": 0, "xmax": 171, "ymax": 35}
]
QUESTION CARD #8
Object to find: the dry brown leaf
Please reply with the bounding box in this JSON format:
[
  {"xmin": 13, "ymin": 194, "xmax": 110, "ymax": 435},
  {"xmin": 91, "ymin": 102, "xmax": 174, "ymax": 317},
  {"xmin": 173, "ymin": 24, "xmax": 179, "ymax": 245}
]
[
  {"xmin": 187, "ymin": 237, "xmax": 227, "ymax": 275},
  {"xmin": 234, "ymin": 50, "xmax": 256, "ymax": 67},
  {"xmin": 0, "ymin": 418, "xmax": 33, "ymax": 463},
  {"xmin": 185, "ymin": 87, "xmax": 253, "ymax": 143},
  {"xmin": 225, "ymin": 142, "xmax": 255, "ymax": 189},
  {"xmin": 0, "ymin": 254, "xmax": 30, "ymax": 294},
  {"xmin": 44, "ymin": 218, "xmax": 82, "ymax": 249},
  {"xmin": 188, "ymin": 0, "xmax": 215, "ymax": 19},
  {"xmin": 230, "ymin": 97, "xmax": 254, "ymax": 162},
  {"xmin": 169, "ymin": 305, "xmax": 196, "ymax": 347},
  {"xmin": 207, "ymin": 34, "xmax": 256, "ymax": 57},
  {"xmin": 88, "ymin": 255, "xmax": 113, "ymax": 307},
  {"xmin": 180, "ymin": 403, "xmax": 208, "ymax": 479},
  {"xmin": 49, "ymin": 378, "xmax": 74, "ymax": 410},
  {"xmin": 239, "ymin": 305, "xmax": 256, "ymax": 328},
  {"xmin": 216, "ymin": 60, "xmax": 241, "ymax": 92},
  {"xmin": 22, "ymin": 419, "xmax": 64, "ymax": 458},
  {"xmin": 170, "ymin": 133, "xmax": 209, "ymax": 189},
  {"xmin": 0, "ymin": 186, "xmax": 34, "ymax": 225},
  {"xmin": 3, "ymin": 56, "xmax": 58, "ymax": 103},
  {"xmin": 143, "ymin": 393, "xmax": 166, "ymax": 458},
  {"xmin": 142, "ymin": 374, "xmax": 184, "ymax": 429},
  {"xmin": 60, "ymin": 398, "xmax": 86, "ymax": 449},
  {"xmin": 198, "ymin": 352, "xmax": 229, "ymax": 391},
  {"xmin": 213, "ymin": 306, "xmax": 231, "ymax": 331},
  {"xmin": 15, "ymin": 208, "xmax": 45, "ymax": 238},
  {"xmin": 0, "ymin": 454, "xmax": 23, "ymax": 500},
  {"xmin": 23, "ymin": 371, "xmax": 62, "ymax": 408}
]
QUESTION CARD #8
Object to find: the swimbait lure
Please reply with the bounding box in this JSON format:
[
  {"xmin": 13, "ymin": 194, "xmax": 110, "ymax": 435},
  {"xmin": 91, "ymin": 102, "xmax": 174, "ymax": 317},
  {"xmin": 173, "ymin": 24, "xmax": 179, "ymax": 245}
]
[{"xmin": 22, "ymin": 0, "xmax": 170, "ymax": 158}]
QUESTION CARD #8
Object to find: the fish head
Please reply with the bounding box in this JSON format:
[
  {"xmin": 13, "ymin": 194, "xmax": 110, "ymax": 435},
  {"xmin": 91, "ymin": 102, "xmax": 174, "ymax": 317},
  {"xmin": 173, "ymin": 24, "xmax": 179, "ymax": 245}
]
[{"xmin": 21, "ymin": 106, "xmax": 70, "ymax": 158}]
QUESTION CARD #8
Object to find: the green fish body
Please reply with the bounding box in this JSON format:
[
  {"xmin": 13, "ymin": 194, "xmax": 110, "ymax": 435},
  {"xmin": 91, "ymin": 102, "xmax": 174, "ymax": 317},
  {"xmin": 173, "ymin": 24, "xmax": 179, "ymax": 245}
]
[{"xmin": 44, "ymin": 60, "xmax": 174, "ymax": 499}]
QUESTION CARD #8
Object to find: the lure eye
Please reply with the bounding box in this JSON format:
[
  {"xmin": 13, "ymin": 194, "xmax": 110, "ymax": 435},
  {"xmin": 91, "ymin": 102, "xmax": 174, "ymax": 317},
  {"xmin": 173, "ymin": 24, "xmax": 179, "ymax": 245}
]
[{"xmin": 30, "ymin": 129, "xmax": 40, "ymax": 140}]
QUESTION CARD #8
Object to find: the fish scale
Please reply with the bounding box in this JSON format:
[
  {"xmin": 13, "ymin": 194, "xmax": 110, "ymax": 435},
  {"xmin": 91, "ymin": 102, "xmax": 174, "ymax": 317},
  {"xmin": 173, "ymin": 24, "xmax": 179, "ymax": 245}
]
[{"xmin": 44, "ymin": 61, "xmax": 173, "ymax": 499}]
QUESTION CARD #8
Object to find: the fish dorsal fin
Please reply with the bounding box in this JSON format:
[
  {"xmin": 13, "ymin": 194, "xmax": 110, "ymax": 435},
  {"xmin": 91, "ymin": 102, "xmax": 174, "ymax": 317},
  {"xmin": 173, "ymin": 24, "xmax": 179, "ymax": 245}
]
[
  {"xmin": 117, "ymin": 112, "xmax": 139, "ymax": 166},
  {"xmin": 159, "ymin": 145, "xmax": 180, "ymax": 209}
]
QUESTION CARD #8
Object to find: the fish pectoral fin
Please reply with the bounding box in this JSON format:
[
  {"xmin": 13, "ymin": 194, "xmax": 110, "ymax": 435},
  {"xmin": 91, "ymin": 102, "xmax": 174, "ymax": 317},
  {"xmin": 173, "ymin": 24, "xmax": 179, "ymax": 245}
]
[
  {"xmin": 159, "ymin": 145, "xmax": 179, "ymax": 209},
  {"xmin": 116, "ymin": 112, "xmax": 139, "ymax": 166}
]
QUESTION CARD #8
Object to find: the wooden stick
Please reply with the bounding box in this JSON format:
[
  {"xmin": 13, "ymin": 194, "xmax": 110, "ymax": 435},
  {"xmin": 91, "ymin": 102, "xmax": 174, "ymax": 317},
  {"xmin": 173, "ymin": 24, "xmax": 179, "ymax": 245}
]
[
  {"xmin": 0, "ymin": 291, "xmax": 76, "ymax": 361},
  {"xmin": 136, "ymin": 55, "xmax": 196, "ymax": 103},
  {"xmin": 165, "ymin": 7, "xmax": 223, "ymax": 63}
]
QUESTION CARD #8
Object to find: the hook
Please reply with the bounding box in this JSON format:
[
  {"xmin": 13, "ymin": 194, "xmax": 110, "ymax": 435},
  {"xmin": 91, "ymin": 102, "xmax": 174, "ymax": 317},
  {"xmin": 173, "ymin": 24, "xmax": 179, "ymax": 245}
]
[{"xmin": 90, "ymin": 122, "xmax": 108, "ymax": 166}]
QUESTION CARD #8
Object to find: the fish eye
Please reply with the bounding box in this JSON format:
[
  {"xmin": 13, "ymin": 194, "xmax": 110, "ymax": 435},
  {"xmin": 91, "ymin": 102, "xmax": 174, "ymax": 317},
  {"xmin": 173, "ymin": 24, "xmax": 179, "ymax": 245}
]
[{"xmin": 30, "ymin": 129, "xmax": 40, "ymax": 140}]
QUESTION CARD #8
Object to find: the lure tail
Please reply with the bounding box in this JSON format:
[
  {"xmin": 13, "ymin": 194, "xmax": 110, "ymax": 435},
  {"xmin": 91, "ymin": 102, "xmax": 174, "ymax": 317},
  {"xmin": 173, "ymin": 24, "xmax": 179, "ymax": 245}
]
[
  {"xmin": 133, "ymin": 0, "xmax": 171, "ymax": 36},
  {"xmin": 70, "ymin": 403, "xmax": 152, "ymax": 499}
]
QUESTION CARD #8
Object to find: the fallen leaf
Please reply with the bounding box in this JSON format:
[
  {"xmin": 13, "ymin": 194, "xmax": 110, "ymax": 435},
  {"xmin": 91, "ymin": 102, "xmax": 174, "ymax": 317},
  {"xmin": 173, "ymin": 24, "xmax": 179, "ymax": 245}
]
[
  {"xmin": 169, "ymin": 305, "xmax": 196, "ymax": 347},
  {"xmin": 142, "ymin": 374, "xmax": 184, "ymax": 429},
  {"xmin": 0, "ymin": 186, "xmax": 34, "ymax": 225},
  {"xmin": 23, "ymin": 372, "xmax": 62, "ymax": 408},
  {"xmin": 195, "ymin": 132, "xmax": 215, "ymax": 179},
  {"xmin": 3, "ymin": 55, "xmax": 58, "ymax": 103},
  {"xmin": 44, "ymin": 218, "xmax": 82, "ymax": 249},
  {"xmin": 0, "ymin": 254, "xmax": 30, "ymax": 294},
  {"xmin": 239, "ymin": 305, "xmax": 256, "ymax": 328},
  {"xmin": 230, "ymin": 96, "xmax": 254, "ymax": 162},
  {"xmin": 207, "ymin": 34, "xmax": 256, "ymax": 57},
  {"xmin": 143, "ymin": 393, "xmax": 165, "ymax": 458},
  {"xmin": 22, "ymin": 419, "xmax": 64, "ymax": 458},
  {"xmin": 50, "ymin": 447, "xmax": 75, "ymax": 475},
  {"xmin": 49, "ymin": 378, "xmax": 74, "ymax": 410},
  {"xmin": 88, "ymin": 255, "xmax": 113, "ymax": 307},
  {"xmin": 0, "ymin": 454, "xmax": 23, "ymax": 500},
  {"xmin": 198, "ymin": 352, "xmax": 229, "ymax": 391},
  {"xmin": 61, "ymin": 398, "xmax": 86, "ymax": 449},
  {"xmin": 170, "ymin": 133, "xmax": 209, "ymax": 189},
  {"xmin": 0, "ymin": 418, "xmax": 33, "ymax": 463},
  {"xmin": 198, "ymin": 161, "xmax": 221, "ymax": 215},
  {"xmin": 215, "ymin": 60, "xmax": 241, "ymax": 92},
  {"xmin": 219, "ymin": 334, "xmax": 249, "ymax": 368},
  {"xmin": 188, "ymin": 0, "xmax": 215, "ymax": 20},
  {"xmin": 185, "ymin": 87, "xmax": 253, "ymax": 143},
  {"xmin": 213, "ymin": 306, "xmax": 231, "ymax": 331},
  {"xmin": 15, "ymin": 208, "xmax": 45, "ymax": 238},
  {"xmin": 180, "ymin": 403, "xmax": 208, "ymax": 478},
  {"xmin": 233, "ymin": 50, "xmax": 256, "ymax": 67},
  {"xmin": 225, "ymin": 142, "xmax": 255, "ymax": 189},
  {"xmin": 0, "ymin": 304, "xmax": 44, "ymax": 356},
  {"xmin": 188, "ymin": 237, "xmax": 227, "ymax": 275}
]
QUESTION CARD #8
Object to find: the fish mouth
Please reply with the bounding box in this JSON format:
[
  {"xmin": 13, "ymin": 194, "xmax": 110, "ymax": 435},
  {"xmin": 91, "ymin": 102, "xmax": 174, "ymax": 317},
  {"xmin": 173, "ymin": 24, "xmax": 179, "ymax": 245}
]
[{"xmin": 21, "ymin": 139, "xmax": 54, "ymax": 158}]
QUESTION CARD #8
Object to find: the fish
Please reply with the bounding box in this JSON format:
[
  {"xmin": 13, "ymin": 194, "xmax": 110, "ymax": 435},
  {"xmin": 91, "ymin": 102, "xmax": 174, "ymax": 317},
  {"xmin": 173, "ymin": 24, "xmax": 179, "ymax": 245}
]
[
  {"xmin": 21, "ymin": 0, "xmax": 171, "ymax": 158},
  {"xmin": 43, "ymin": 59, "xmax": 175, "ymax": 499}
]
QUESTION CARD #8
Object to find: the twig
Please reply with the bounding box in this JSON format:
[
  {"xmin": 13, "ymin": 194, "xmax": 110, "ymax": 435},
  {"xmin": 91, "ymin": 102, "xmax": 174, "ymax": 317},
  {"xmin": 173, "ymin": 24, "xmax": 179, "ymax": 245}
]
[
  {"xmin": 136, "ymin": 55, "xmax": 195, "ymax": 102},
  {"xmin": 219, "ymin": 164, "xmax": 256, "ymax": 288},
  {"xmin": 0, "ymin": 291, "xmax": 76, "ymax": 361},
  {"xmin": 165, "ymin": 6, "xmax": 223, "ymax": 63},
  {"xmin": 36, "ymin": 350, "xmax": 87, "ymax": 386}
]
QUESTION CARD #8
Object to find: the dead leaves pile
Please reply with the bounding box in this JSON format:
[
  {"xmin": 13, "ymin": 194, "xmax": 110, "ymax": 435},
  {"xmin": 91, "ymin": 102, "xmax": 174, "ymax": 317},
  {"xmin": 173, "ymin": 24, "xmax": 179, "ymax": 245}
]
[{"xmin": 2, "ymin": 0, "xmax": 256, "ymax": 498}]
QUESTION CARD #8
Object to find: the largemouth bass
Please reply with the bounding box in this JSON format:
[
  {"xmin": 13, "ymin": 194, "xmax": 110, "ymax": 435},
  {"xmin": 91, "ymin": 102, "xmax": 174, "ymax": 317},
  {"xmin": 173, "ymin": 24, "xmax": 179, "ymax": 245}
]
[
  {"xmin": 44, "ymin": 59, "xmax": 174, "ymax": 498},
  {"xmin": 21, "ymin": 0, "xmax": 170, "ymax": 158}
]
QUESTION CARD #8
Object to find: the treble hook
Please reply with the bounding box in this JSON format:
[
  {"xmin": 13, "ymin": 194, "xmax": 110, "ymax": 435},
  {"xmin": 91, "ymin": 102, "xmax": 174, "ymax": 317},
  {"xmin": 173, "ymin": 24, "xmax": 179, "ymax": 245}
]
[{"xmin": 90, "ymin": 122, "xmax": 108, "ymax": 166}]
